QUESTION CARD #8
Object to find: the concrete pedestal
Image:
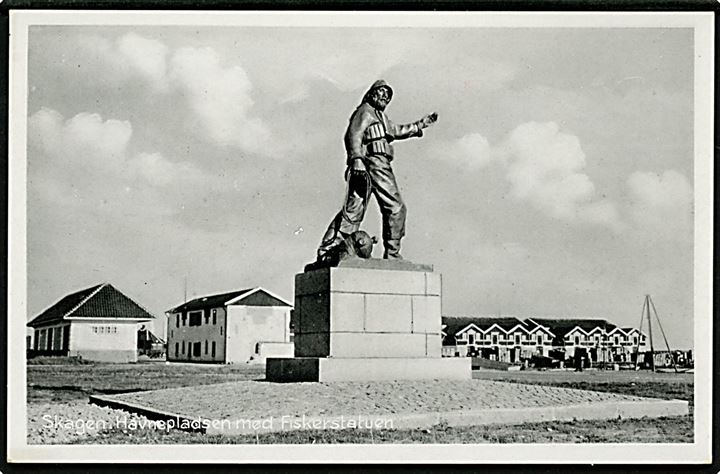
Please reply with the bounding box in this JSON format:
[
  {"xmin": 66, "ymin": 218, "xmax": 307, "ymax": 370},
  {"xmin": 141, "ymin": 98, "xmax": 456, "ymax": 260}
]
[
  {"xmin": 266, "ymin": 258, "xmax": 471, "ymax": 382},
  {"xmin": 266, "ymin": 356, "xmax": 471, "ymax": 382}
]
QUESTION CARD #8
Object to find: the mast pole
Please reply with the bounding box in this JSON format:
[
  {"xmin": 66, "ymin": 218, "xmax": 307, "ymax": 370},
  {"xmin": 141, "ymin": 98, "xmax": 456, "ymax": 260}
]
[
  {"xmin": 646, "ymin": 294, "xmax": 655, "ymax": 372},
  {"xmin": 634, "ymin": 296, "xmax": 647, "ymax": 370},
  {"xmin": 648, "ymin": 295, "xmax": 679, "ymax": 373}
]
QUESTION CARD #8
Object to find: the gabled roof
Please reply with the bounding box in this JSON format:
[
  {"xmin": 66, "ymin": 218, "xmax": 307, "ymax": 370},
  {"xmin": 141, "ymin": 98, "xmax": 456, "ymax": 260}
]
[
  {"xmin": 168, "ymin": 287, "xmax": 292, "ymax": 313},
  {"xmin": 142, "ymin": 330, "xmax": 165, "ymax": 344},
  {"xmin": 526, "ymin": 318, "xmax": 617, "ymax": 340},
  {"xmin": 621, "ymin": 327, "xmax": 643, "ymax": 334},
  {"xmin": 608, "ymin": 327, "xmax": 629, "ymax": 335},
  {"xmin": 441, "ymin": 316, "xmax": 528, "ymax": 337},
  {"xmin": 28, "ymin": 283, "xmax": 155, "ymax": 328}
]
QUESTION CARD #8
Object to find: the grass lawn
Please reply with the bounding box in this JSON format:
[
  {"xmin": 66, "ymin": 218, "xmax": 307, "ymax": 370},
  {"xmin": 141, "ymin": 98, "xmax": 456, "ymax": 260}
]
[
  {"xmin": 473, "ymin": 369, "xmax": 694, "ymax": 408},
  {"xmin": 27, "ymin": 360, "xmax": 264, "ymax": 403},
  {"xmin": 78, "ymin": 416, "xmax": 692, "ymax": 444},
  {"xmin": 28, "ymin": 361, "xmax": 694, "ymax": 444}
]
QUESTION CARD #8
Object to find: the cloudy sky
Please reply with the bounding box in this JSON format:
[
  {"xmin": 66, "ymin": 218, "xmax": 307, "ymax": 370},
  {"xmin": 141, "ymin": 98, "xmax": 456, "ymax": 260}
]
[{"xmin": 25, "ymin": 23, "xmax": 696, "ymax": 347}]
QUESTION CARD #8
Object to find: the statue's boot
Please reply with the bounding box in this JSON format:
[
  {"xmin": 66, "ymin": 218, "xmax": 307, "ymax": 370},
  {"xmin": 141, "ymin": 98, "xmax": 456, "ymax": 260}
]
[
  {"xmin": 383, "ymin": 239, "xmax": 403, "ymax": 260},
  {"xmin": 317, "ymin": 233, "xmax": 347, "ymax": 261}
]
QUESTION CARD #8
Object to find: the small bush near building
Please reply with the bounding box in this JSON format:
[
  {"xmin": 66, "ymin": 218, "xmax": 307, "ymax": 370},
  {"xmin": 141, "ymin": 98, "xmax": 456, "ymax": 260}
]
[{"xmin": 27, "ymin": 355, "xmax": 94, "ymax": 365}]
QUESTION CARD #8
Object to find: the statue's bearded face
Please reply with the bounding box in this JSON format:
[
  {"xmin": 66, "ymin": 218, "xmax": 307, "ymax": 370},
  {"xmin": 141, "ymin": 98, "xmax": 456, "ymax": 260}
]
[{"xmin": 369, "ymin": 87, "xmax": 391, "ymax": 111}]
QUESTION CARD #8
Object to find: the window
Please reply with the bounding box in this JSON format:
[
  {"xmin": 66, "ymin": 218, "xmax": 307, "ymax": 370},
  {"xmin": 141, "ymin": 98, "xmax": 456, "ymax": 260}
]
[
  {"xmin": 205, "ymin": 340, "xmax": 208, "ymax": 355},
  {"xmin": 574, "ymin": 336, "xmax": 580, "ymax": 345},
  {"xmin": 537, "ymin": 335, "xmax": 542, "ymax": 345},
  {"xmin": 220, "ymin": 326, "xmax": 223, "ymax": 336},
  {"xmin": 204, "ymin": 310, "xmax": 210, "ymax": 325},
  {"xmin": 515, "ymin": 334, "xmax": 521, "ymax": 345},
  {"xmin": 468, "ymin": 333, "xmax": 475, "ymax": 345},
  {"xmin": 171, "ymin": 330, "xmax": 174, "ymax": 338},
  {"xmin": 211, "ymin": 341, "xmax": 216, "ymax": 358},
  {"xmin": 614, "ymin": 336, "xmax": 619, "ymax": 345},
  {"xmin": 633, "ymin": 337, "xmax": 638, "ymax": 345},
  {"xmin": 212, "ymin": 309, "xmax": 217, "ymax": 325},
  {"xmin": 182, "ymin": 313, "xmax": 187, "ymax": 326},
  {"xmin": 175, "ymin": 343, "xmax": 179, "ymax": 357},
  {"xmin": 193, "ymin": 342, "xmax": 201, "ymax": 357},
  {"xmin": 176, "ymin": 314, "xmax": 180, "ymax": 328},
  {"xmin": 182, "ymin": 341, "xmax": 185, "ymax": 354},
  {"xmin": 492, "ymin": 335, "xmax": 498, "ymax": 345},
  {"xmin": 189, "ymin": 311, "xmax": 202, "ymax": 327}
]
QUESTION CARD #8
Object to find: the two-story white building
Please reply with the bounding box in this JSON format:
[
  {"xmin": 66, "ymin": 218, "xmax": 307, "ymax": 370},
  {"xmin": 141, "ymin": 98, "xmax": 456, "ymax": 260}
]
[
  {"xmin": 442, "ymin": 316, "xmax": 650, "ymax": 366},
  {"xmin": 166, "ymin": 287, "xmax": 293, "ymax": 364},
  {"xmin": 526, "ymin": 318, "xmax": 649, "ymax": 364},
  {"xmin": 442, "ymin": 317, "xmax": 554, "ymax": 363}
]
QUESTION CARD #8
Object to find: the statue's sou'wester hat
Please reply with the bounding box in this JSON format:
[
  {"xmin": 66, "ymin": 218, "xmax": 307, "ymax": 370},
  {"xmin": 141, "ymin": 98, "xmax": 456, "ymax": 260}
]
[{"xmin": 362, "ymin": 79, "xmax": 394, "ymax": 103}]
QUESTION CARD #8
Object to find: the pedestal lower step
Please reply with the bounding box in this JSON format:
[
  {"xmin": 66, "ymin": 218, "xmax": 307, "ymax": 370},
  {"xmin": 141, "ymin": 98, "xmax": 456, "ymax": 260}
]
[{"xmin": 266, "ymin": 357, "xmax": 471, "ymax": 382}]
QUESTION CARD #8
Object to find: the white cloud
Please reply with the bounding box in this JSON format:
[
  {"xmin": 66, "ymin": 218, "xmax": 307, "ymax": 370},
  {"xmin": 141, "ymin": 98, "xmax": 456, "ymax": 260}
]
[
  {"xmin": 501, "ymin": 122, "xmax": 622, "ymax": 229},
  {"xmin": 169, "ymin": 46, "xmax": 270, "ymax": 152},
  {"xmin": 628, "ymin": 170, "xmax": 692, "ymax": 209},
  {"xmin": 627, "ymin": 170, "xmax": 692, "ymax": 238},
  {"xmin": 29, "ymin": 108, "xmax": 132, "ymax": 172},
  {"xmin": 51, "ymin": 33, "xmax": 272, "ymax": 154},
  {"xmin": 444, "ymin": 122, "xmax": 622, "ymax": 230},
  {"xmin": 434, "ymin": 133, "xmax": 495, "ymax": 170},
  {"xmin": 116, "ymin": 32, "xmax": 169, "ymax": 88},
  {"xmin": 67, "ymin": 33, "xmax": 168, "ymax": 90},
  {"xmin": 128, "ymin": 152, "xmax": 207, "ymax": 187},
  {"xmin": 29, "ymin": 108, "xmax": 206, "ymax": 188}
]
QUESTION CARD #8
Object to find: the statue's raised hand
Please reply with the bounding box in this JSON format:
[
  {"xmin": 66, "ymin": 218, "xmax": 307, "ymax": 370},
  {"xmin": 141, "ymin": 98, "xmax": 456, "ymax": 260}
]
[{"xmin": 420, "ymin": 112, "xmax": 438, "ymax": 128}]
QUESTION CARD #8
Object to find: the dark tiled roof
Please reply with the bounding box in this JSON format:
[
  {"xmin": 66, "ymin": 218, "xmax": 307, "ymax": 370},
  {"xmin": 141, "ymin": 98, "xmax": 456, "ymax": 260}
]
[
  {"xmin": 28, "ymin": 284, "xmax": 103, "ymax": 327},
  {"xmin": 527, "ymin": 318, "xmax": 617, "ymax": 339},
  {"xmin": 441, "ymin": 316, "xmax": 527, "ymax": 337},
  {"xmin": 28, "ymin": 283, "xmax": 155, "ymax": 327},
  {"xmin": 168, "ymin": 288, "xmax": 291, "ymax": 313},
  {"xmin": 169, "ymin": 288, "xmax": 255, "ymax": 313}
]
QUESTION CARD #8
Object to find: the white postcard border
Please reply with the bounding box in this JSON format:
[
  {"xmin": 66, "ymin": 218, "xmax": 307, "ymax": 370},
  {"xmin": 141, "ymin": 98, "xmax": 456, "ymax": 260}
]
[{"xmin": 6, "ymin": 9, "xmax": 714, "ymax": 464}]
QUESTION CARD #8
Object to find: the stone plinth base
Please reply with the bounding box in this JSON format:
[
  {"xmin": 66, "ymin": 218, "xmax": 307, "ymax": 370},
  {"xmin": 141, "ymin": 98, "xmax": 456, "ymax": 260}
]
[
  {"xmin": 266, "ymin": 357, "xmax": 471, "ymax": 382},
  {"xmin": 293, "ymin": 259, "xmax": 442, "ymax": 359}
]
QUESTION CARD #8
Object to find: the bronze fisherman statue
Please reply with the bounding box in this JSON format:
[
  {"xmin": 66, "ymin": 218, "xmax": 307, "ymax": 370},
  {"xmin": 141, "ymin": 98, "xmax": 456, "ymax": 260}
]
[{"xmin": 315, "ymin": 80, "xmax": 438, "ymax": 263}]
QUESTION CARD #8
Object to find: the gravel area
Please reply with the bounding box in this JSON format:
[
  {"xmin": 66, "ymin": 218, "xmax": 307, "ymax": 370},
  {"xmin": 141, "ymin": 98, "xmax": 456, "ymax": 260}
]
[
  {"xmin": 97, "ymin": 380, "xmax": 649, "ymax": 420},
  {"xmin": 27, "ymin": 400, "xmax": 154, "ymax": 444}
]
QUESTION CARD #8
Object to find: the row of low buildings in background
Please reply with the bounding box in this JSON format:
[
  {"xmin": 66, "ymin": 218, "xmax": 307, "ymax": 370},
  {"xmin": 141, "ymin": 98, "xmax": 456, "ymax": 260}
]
[
  {"xmin": 27, "ymin": 282, "xmax": 688, "ymax": 367},
  {"xmin": 441, "ymin": 316, "xmax": 656, "ymax": 367}
]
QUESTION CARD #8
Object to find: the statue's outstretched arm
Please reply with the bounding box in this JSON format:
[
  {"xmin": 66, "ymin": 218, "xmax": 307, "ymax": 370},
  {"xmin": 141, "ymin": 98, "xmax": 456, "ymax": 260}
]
[{"xmin": 388, "ymin": 112, "xmax": 438, "ymax": 141}]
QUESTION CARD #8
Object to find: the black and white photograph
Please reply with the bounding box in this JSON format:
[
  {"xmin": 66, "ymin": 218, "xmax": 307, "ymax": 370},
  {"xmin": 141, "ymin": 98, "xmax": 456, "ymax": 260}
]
[{"xmin": 6, "ymin": 10, "xmax": 714, "ymax": 464}]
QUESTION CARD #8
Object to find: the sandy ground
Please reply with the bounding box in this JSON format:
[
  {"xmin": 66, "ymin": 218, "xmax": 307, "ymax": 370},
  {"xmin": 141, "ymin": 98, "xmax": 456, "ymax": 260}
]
[
  {"xmin": 93, "ymin": 379, "xmax": 650, "ymax": 419},
  {"xmin": 25, "ymin": 363, "xmax": 693, "ymax": 444}
]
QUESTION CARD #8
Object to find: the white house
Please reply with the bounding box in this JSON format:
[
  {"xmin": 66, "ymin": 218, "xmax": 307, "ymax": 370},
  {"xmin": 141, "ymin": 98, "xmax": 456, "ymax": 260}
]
[
  {"xmin": 27, "ymin": 282, "xmax": 155, "ymax": 363},
  {"xmin": 166, "ymin": 287, "xmax": 293, "ymax": 364}
]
